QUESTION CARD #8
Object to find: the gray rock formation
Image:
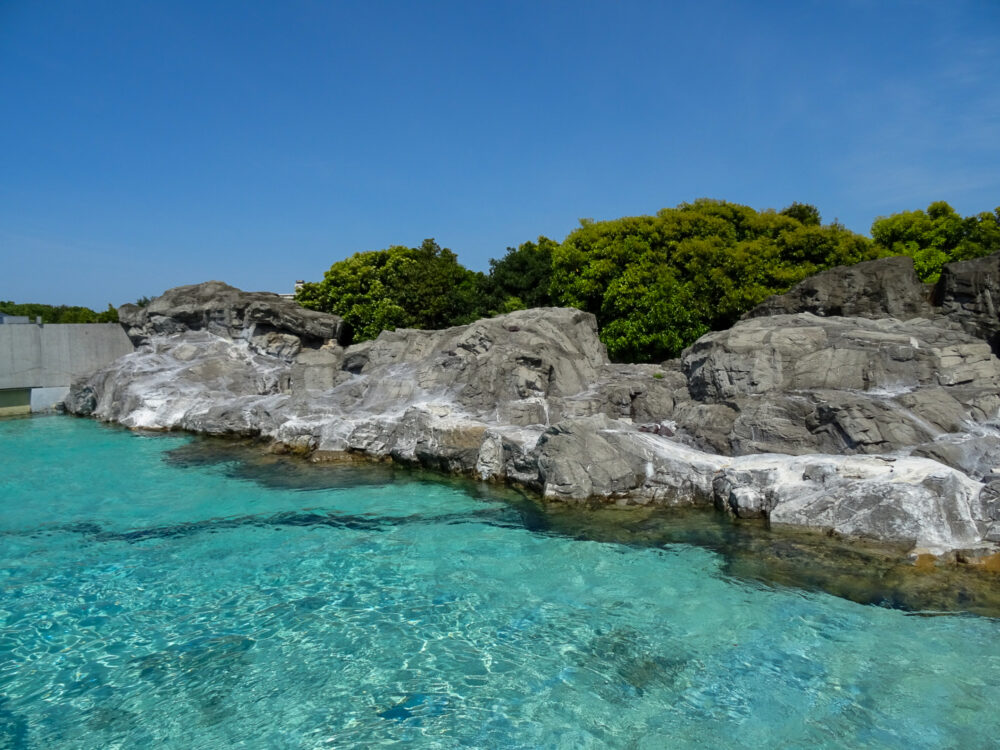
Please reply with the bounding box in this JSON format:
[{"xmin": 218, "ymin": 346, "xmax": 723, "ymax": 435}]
[
  {"xmin": 686, "ymin": 313, "xmax": 999, "ymax": 400},
  {"xmin": 744, "ymin": 250, "xmax": 1000, "ymax": 356},
  {"xmin": 119, "ymin": 281, "xmax": 346, "ymax": 360},
  {"xmin": 933, "ymin": 252, "xmax": 1000, "ymax": 352},
  {"xmin": 745, "ymin": 255, "xmax": 931, "ymax": 320},
  {"xmin": 675, "ymin": 313, "xmax": 1000, "ymax": 463},
  {"xmin": 65, "ymin": 279, "xmax": 1000, "ymax": 560}
]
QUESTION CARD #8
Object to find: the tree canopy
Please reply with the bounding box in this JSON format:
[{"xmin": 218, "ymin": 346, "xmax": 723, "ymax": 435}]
[
  {"xmin": 871, "ymin": 201, "xmax": 1000, "ymax": 282},
  {"xmin": 550, "ymin": 199, "xmax": 878, "ymax": 361},
  {"xmin": 478, "ymin": 236, "xmax": 557, "ymax": 314},
  {"xmin": 780, "ymin": 202, "xmax": 822, "ymax": 226},
  {"xmin": 296, "ymin": 239, "xmax": 484, "ymax": 343},
  {"xmin": 294, "ymin": 199, "xmax": 1000, "ymax": 364}
]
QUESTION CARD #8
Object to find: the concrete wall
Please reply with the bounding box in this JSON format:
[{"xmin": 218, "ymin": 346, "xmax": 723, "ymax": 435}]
[{"xmin": 0, "ymin": 323, "xmax": 134, "ymax": 410}]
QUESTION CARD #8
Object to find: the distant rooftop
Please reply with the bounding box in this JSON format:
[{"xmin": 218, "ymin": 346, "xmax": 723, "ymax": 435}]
[{"xmin": 278, "ymin": 280, "xmax": 306, "ymax": 301}]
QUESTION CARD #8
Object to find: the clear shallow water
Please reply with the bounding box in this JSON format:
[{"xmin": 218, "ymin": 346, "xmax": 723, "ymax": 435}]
[{"xmin": 1, "ymin": 417, "xmax": 999, "ymax": 748}]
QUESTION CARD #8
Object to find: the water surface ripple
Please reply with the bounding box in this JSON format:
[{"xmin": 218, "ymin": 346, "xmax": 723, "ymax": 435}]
[{"xmin": 1, "ymin": 416, "xmax": 998, "ymax": 748}]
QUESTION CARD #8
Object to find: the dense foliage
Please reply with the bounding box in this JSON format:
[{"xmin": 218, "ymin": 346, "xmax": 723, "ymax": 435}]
[
  {"xmin": 871, "ymin": 201, "xmax": 1000, "ymax": 282},
  {"xmin": 478, "ymin": 237, "xmax": 557, "ymax": 314},
  {"xmin": 0, "ymin": 301, "xmax": 118, "ymax": 324},
  {"xmin": 297, "ymin": 199, "xmax": 1000, "ymax": 362},
  {"xmin": 550, "ymin": 200, "xmax": 879, "ymax": 361},
  {"xmin": 296, "ymin": 239, "xmax": 484, "ymax": 342}
]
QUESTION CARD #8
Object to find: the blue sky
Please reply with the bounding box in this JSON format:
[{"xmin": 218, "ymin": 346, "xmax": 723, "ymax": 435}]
[{"xmin": 2, "ymin": 0, "xmax": 999, "ymax": 309}]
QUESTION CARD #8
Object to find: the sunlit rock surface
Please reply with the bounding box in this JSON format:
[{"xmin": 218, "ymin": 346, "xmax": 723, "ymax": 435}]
[
  {"xmin": 677, "ymin": 313, "xmax": 1000, "ymax": 461},
  {"xmin": 66, "ymin": 265, "xmax": 1000, "ymax": 558},
  {"xmin": 118, "ymin": 280, "xmax": 347, "ymax": 358}
]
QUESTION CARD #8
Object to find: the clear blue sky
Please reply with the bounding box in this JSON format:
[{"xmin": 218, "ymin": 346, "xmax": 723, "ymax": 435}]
[{"xmin": 2, "ymin": 0, "xmax": 998, "ymax": 309}]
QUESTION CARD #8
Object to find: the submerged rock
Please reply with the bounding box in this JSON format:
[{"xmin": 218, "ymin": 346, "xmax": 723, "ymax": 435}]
[{"xmin": 66, "ymin": 279, "xmax": 1000, "ymax": 560}]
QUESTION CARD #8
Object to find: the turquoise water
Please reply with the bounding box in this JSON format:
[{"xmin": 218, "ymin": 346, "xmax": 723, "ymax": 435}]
[{"xmin": 2, "ymin": 417, "xmax": 999, "ymax": 748}]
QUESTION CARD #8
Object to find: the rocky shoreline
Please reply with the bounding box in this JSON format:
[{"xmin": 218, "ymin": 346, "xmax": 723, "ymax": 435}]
[{"xmin": 66, "ymin": 255, "xmax": 1000, "ymax": 563}]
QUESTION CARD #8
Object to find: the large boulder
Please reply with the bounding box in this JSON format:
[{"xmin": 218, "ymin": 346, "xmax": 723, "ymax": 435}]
[
  {"xmin": 933, "ymin": 252, "xmax": 1000, "ymax": 353},
  {"xmin": 685, "ymin": 313, "xmax": 999, "ymax": 400},
  {"xmin": 326, "ymin": 307, "xmax": 622, "ymax": 426},
  {"xmin": 64, "ymin": 331, "xmax": 291, "ymax": 430},
  {"xmin": 530, "ymin": 416, "xmax": 993, "ymax": 555},
  {"xmin": 678, "ymin": 313, "xmax": 1000, "ymax": 461},
  {"xmin": 532, "ymin": 414, "xmax": 718, "ymax": 504},
  {"xmin": 118, "ymin": 281, "xmax": 346, "ymax": 359},
  {"xmin": 714, "ymin": 453, "xmax": 989, "ymax": 554},
  {"xmin": 745, "ymin": 252, "xmax": 1000, "ymax": 357},
  {"xmin": 745, "ymin": 256, "xmax": 931, "ymax": 320}
]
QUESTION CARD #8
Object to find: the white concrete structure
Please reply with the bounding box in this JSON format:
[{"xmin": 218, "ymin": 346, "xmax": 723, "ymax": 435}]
[{"xmin": 0, "ymin": 323, "xmax": 134, "ymax": 414}]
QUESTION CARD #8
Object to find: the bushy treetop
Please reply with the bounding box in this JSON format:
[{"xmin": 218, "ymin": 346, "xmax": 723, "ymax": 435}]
[
  {"xmin": 296, "ymin": 239, "xmax": 483, "ymax": 343},
  {"xmin": 550, "ymin": 199, "xmax": 878, "ymax": 360},
  {"xmin": 296, "ymin": 199, "xmax": 1000, "ymax": 363},
  {"xmin": 871, "ymin": 201, "xmax": 1000, "ymax": 282},
  {"xmin": 479, "ymin": 237, "xmax": 557, "ymax": 314}
]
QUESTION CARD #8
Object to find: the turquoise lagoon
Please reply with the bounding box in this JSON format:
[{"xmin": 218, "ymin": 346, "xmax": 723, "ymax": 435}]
[{"xmin": 2, "ymin": 416, "xmax": 999, "ymax": 748}]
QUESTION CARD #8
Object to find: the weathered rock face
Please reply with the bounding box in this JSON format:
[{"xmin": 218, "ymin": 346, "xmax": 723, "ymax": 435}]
[
  {"xmin": 529, "ymin": 416, "xmax": 995, "ymax": 555},
  {"xmin": 119, "ymin": 281, "xmax": 346, "ymax": 360},
  {"xmin": 66, "ymin": 279, "xmax": 1000, "ymax": 559},
  {"xmin": 933, "ymin": 252, "xmax": 1000, "ymax": 353},
  {"xmin": 676, "ymin": 313, "xmax": 1000, "ymax": 464},
  {"xmin": 744, "ymin": 251, "xmax": 1000, "ymax": 357},
  {"xmin": 345, "ymin": 308, "xmax": 611, "ymax": 418},
  {"xmin": 716, "ymin": 454, "xmax": 990, "ymax": 553},
  {"xmin": 686, "ymin": 314, "xmax": 999, "ymax": 400},
  {"xmin": 67, "ymin": 331, "xmax": 290, "ymax": 431},
  {"xmin": 745, "ymin": 256, "xmax": 931, "ymax": 321}
]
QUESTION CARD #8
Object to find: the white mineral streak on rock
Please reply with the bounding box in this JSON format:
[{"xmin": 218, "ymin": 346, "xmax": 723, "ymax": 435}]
[
  {"xmin": 64, "ymin": 273, "xmax": 1000, "ymax": 558},
  {"xmin": 719, "ymin": 454, "xmax": 985, "ymax": 555}
]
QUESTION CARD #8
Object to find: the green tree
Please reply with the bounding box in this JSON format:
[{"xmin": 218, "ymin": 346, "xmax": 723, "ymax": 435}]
[
  {"xmin": 780, "ymin": 202, "xmax": 822, "ymax": 226},
  {"xmin": 963, "ymin": 207, "xmax": 1000, "ymax": 256},
  {"xmin": 0, "ymin": 301, "xmax": 119, "ymax": 323},
  {"xmin": 598, "ymin": 260, "xmax": 708, "ymax": 362},
  {"xmin": 871, "ymin": 201, "xmax": 1000, "ymax": 282},
  {"xmin": 96, "ymin": 304, "xmax": 119, "ymax": 323},
  {"xmin": 481, "ymin": 236, "xmax": 557, "ymax": 313},
  {"xmin": 550, "ymin": 199, "xmax": 880, "ymax": 362},
  {"xmin": 296, "ymin": 239, "xmax": 484, "ymax": 343}
]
